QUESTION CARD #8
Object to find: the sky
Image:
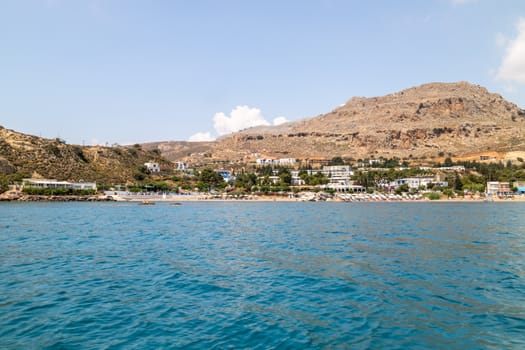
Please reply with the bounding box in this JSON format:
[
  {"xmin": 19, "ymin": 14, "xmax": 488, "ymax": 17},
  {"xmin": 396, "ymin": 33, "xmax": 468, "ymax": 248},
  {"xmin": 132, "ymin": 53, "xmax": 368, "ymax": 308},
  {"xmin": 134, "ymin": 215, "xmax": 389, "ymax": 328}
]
[{"xmin": 1, "ymin": 0, "xmax": 525, "ymax": 145}]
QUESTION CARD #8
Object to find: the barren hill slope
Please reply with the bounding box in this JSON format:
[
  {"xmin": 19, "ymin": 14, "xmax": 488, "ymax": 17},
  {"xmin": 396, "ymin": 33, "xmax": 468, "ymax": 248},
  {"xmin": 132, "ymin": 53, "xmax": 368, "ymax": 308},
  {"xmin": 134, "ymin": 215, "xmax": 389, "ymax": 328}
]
[
  {"xmin": 0, "ymin": 126, "xmax": 172, "ymax": 183},
  {"xmin": 141, "ymin": 140, "xmax": 214, "ymax": 162},
  {"xmin": 207, "ymin": 82, "xmax": 525, "ymax": 162}
]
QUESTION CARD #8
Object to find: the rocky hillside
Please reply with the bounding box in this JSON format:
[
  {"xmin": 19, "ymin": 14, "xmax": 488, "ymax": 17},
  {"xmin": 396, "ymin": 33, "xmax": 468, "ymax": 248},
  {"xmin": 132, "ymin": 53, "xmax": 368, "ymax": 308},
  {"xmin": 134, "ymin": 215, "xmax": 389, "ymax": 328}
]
[
  {"xmin": 141, "ymin": 140, "xmax": 214, "ymax": 162},
  {"xmin": 152, "ymin": 82, "xmax": 524, "ymax": 166},
  {"xmin": 0, "ymin": 126, "xmax": 173, "ymax": 184}
]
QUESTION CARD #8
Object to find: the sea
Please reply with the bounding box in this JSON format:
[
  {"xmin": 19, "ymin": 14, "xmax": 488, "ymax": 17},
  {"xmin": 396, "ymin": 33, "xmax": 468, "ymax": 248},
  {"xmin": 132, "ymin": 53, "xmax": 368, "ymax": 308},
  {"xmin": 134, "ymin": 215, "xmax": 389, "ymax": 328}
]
[{"xmin": 1, "ymin": 201, "xmax": 524, "ymax": 349}]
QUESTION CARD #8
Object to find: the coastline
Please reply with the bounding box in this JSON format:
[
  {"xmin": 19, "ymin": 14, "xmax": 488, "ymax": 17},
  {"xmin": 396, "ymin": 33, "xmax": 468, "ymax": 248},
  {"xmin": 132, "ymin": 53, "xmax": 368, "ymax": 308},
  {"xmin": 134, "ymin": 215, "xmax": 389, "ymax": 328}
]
[{"xmin": 1, "ymin": 189, "xmax": 524, "ymax": 203}]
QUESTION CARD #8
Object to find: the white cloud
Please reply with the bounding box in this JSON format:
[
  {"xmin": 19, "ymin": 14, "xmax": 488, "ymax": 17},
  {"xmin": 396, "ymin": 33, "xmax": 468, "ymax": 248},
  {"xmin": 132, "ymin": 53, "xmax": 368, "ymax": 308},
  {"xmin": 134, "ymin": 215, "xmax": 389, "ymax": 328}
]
[
  {"xmin": 188, "ymin": 132, "xmax": 214, "ymax": 142},
  {"xmin": 189, "ymin": 106, "xmax": 288, "ymax": 140},
  {"xmin": 497, "ymin": 18, "xmax": 525, "ymax": 83},
  {"xmin": 213, "ymin": 105, "xmax": 270, "ymax": 136},
  {"xmin": 272, "ymin": 116, "xmax": 288, "ymax": 125}
]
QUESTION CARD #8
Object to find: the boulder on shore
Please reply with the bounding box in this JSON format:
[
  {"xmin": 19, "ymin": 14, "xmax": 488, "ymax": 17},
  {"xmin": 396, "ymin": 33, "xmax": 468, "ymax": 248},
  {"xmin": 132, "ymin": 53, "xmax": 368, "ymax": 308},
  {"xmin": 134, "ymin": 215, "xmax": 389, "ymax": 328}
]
[
  {"xmin": 0, "ymin": 190, "xmax": 22, "ymax": 201},
  {"xmin": 0, "ymin": 190, "xmax": 114, "ymax": 202}
]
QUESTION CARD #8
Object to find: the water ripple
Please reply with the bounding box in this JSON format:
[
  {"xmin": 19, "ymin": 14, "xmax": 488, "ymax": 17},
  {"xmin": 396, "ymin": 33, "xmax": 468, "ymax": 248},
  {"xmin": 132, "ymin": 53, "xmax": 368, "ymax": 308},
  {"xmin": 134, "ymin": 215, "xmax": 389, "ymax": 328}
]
[{"xmin": 1, "ymin": 202, "xmax": 525, "ymax": 349}]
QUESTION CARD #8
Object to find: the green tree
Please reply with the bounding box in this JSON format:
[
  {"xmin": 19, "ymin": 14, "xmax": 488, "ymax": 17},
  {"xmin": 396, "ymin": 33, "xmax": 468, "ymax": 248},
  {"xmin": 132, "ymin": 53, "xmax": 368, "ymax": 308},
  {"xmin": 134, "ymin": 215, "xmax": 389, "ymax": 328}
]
[
  {"xmin": 197, "ymin": 168, "xmax": 225, "ymax": 191},
  {"xmin": 426, "ymin": 192, "xmax": 441, "ymax": 200},
  {"xmin": 309, "ymin": 172, "xmax": 329, "ymax": 185},
  {"xmin": 329, "ymin": 156, "xmax": 344, "ymax": 166},
  {"xmin": 278, "ymin": 168, "xmax": 292, "ymax": 186},
  {"xmin": 260, "ymin": 175, "xmax": 272, "ymax": 186},
  {"xmin": 149, "ymin": 181, "xmax": 170, "ymax": 192},
  {"xmin": 0, "ymin": 178, "xmax": 8, "ymax": 194},
  {"xmin": 443, "ymin": 188, "xmax": 454, "ymax": 198},
  {"xmin": 454, "ymin": 173, "xmax": 463, "ymax": 192},
  {"xmin": 134, "ymin": 165, "xmax": 149, "ymax": 181},
  {"xmin": 382, "ymin": 157, "xmax": 401, "ymax": 168},
  {"xmin": 257, "ymin": 165, "xmax": 274, "ymax": 177},
  {"xmin": 234, "ymin": 173, "xmax": 257, "ymax": 192},
  {"xmin": 134, "ymin": 172, "xmax": 146, "ymax": 181},
  {"xmin": 394, "ymin": 183, "xmax": 409, "ymax": 195}
]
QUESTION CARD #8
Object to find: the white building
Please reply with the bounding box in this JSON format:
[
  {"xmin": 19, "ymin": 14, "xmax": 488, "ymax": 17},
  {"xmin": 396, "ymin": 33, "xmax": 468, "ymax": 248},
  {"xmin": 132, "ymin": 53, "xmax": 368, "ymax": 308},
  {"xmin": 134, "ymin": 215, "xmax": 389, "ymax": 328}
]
[
  {"xmin": 144, "ymin": 162, "xmax": 160, "ymax": 173},
  {"xmin": 486, "ymin": 181, "xmax": 499, "ymax": 196},
  {"xmin": 256, "ymin": 158, "xmax": 296, "ymax": 166},
  {"xmin": 22, "ymin": 179, "xmax": 97, "ymax": 191},
  {"xmin": 290, "ymin": 170, "xmax": 306, "ymax": 186},
  {"xmin": 391, "ymin": 177, "xmax": 447, "ymax": 190},
  {"xmin": 322, "ymin": 165, "xmax": 353, "ymax": 185},
  {"xmin": 256, "ymin": 158, "xmax": 274, "ymax": 165},
  {"xmin": 321, "ymin": 183, "xmax": 365, "ymax": 192},
  {"xmin": 276, "ymin": 158, "xmax": 296, "ymax": 166},
  {"xmin": 486, "ymin": 181, "xmax": 511, "ymax": 196},
  {"xmin": 438, "ymin": 166, "xmax": 465, "ymax": 172},
  {"xmin": 289, "ymin": 166, "xmax": 354, "ymax": 187}
]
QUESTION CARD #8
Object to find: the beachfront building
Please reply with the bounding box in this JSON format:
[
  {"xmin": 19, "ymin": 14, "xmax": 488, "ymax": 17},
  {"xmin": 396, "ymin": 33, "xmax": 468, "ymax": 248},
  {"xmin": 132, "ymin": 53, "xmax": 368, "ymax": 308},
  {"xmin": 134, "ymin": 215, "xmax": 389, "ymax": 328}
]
[
  {"xmin": 144, "ymin": 162, "xmax": 160, "ymax": 173},
  {"xmin": 290, "ymin": 171, "xmax": 305, "ymax": 186},
  {"xmin": 486, "ymin": 181, "xmax": 512, "ymax": 196},
  {"xmin": 389, "ymin": 176, "xmax": 448, "ymax": 191},
  {"xmin": 268, "ymin": 175, "xmax": 281, "ymax": 185},
  {"xmin": 321, "ymin": 183, "xmax": 365, "ymax": 192},
  {"xmin": 499, "ymin": 182, "xmax": 511, "ymax": 195},
  {"xmin": 290, "ymin": 166, "xmax": 359, "ymax": 192},
  {"xmin": 322, "ymin": 165, "xmax": 353, "ymax": 185},
  {"xmin": 486, "ymin": 182, "xmax": 499, "ymax": 196},
  {"xmin": 290, "ymin": 166, "xmax": 353, "ymax": 187},
  {"xmin": 22, "ymin": 179, "xmax": 97, "ymax": 191}
]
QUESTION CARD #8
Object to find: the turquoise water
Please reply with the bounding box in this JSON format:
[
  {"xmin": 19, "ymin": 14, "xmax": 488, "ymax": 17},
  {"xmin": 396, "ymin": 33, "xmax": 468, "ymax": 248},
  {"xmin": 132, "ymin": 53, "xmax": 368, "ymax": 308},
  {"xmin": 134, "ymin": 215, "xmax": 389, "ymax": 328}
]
[{"xmin": 1, "ymin": 202, "xmax": 524, "ymax": 349}]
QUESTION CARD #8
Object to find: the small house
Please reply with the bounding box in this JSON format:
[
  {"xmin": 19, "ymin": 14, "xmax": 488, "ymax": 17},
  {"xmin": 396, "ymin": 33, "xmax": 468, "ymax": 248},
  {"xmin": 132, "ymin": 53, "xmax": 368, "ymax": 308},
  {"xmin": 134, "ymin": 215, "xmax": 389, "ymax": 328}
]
[{"xmin": 144, "ymin": 162, "xmax": 160, "ymax": 173}]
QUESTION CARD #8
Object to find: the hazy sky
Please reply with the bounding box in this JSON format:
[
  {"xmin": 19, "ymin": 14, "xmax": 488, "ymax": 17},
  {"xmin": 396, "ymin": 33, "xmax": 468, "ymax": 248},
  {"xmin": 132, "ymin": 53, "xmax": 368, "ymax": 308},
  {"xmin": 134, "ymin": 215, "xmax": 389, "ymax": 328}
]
[{"xmin": 1, "ymin": 0, "xmax": 525, "ymax": 145}]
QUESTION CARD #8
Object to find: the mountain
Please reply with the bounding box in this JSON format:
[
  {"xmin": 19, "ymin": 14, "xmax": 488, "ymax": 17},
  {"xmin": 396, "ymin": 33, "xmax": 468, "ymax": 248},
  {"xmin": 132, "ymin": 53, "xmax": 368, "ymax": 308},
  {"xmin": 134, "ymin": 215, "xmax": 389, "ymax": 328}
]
[
  {"xmin": 5, "ymin": 81, "xmax": 522, "ymax": 179},
  {"xmin": 141, "ymin": 140, "xmax": 215, "ymax": 162},
  {"xmin": 150, "ymin": 82, "xmax": 525, "ymax": 165},
  {"xmin": 0, "ymin": 126, "xmax": 172, "ymax": 184}
]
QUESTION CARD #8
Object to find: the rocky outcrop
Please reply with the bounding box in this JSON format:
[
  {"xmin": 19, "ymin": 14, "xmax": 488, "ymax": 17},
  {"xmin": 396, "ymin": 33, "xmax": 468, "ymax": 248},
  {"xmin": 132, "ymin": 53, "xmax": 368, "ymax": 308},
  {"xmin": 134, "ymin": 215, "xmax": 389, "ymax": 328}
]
[
  {"xmin": 0, "ymin": 190, "xmax": 115, "ymax": 202},
  {"xmin": 0, "ymin": 157, "xmax": 16, "ymax": 174},
  {"xmin": 0, "ymin": 190, "xmax": 22, "ymax": 201}
]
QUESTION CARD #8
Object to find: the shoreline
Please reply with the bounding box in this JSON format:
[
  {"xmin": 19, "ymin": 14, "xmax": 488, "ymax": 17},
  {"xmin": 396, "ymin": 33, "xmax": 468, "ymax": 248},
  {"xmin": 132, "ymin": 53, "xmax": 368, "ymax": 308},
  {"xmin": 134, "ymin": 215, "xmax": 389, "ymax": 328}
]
[{"xmin": 1, "ymin": 192, "xmax": 524, "ymax": 203}]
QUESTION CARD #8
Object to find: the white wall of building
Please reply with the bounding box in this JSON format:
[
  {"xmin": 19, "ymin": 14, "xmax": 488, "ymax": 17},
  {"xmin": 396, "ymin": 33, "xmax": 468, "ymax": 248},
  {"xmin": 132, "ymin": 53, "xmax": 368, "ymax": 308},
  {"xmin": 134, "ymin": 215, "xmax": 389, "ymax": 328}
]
[{"xmin": 144, "ymin": 162, "xmax": 160, "ymax": 173}]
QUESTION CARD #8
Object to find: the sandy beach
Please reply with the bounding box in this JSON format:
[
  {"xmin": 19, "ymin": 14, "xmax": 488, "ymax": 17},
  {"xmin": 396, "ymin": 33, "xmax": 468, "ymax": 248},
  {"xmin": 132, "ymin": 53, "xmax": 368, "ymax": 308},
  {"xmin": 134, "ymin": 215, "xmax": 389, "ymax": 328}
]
[
  {"xmin": 114, "ymin": 193, "xmax": 525, "ymax": 203},
  {"xmin": 2, "ymin": 189, "xmax": 524, "ymax": 203}
]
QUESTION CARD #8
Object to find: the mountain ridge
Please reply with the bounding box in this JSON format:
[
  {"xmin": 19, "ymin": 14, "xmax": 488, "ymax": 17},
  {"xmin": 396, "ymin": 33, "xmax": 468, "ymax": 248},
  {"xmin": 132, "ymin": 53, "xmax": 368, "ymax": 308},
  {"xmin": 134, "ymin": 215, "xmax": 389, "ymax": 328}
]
[
  {"xmin": 149, "ymin": 81, "xmax": 525, "ymax": 165},
  {"xmin": 2, "ymin": 81, "xmax": 525, "ymax": 180}
]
